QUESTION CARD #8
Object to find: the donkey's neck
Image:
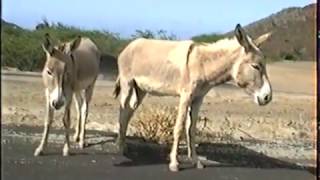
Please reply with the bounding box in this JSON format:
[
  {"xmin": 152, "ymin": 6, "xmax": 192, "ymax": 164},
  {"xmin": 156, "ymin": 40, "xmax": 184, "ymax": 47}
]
[{"xmin": 198, "ymin": 39, "xmax": 243, "ymax": 85}]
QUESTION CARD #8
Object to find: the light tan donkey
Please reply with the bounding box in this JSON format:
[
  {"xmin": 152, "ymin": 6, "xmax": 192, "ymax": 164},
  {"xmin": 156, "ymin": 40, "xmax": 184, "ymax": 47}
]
[
  {"xmin": 34, "ymin": 34, "xmax": 101, "ymax": 156},
  {"xmin": 113, "ymin": 24, "xmax": 272, "ymax": 171}
]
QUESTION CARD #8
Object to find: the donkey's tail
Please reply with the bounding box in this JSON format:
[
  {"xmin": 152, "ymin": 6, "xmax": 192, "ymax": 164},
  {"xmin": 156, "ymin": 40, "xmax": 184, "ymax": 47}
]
[{"xmin": 113, "ymin": 76, "xmax": 121, "ymax": 98}]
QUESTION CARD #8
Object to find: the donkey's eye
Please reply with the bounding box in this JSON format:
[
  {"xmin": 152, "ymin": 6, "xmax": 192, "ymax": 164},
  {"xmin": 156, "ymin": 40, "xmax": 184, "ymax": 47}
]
[
  {"xmin": 251, "ymin": 64, "xmax": 261, "ymax": 71},
  {"xmin": 47, "ymin": 70, "xmax": 53, "ymax": 76}
]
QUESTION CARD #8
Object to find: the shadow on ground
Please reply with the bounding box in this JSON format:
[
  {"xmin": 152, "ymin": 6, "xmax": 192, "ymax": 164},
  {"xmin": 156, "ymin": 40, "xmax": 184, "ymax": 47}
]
[
  {"xmin": 103, "ymin": 137, "xmax": 316, "ymax": 175},
  {"xmin": 3, "ymin": 124, "xmax": 316, "ymax": 176}
]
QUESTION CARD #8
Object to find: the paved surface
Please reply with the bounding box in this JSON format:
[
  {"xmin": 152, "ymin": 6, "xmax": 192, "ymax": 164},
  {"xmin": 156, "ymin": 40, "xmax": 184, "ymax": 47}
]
[{"xmin": 2, "ymin": 125, "xmax": 316, "ymax": 180}]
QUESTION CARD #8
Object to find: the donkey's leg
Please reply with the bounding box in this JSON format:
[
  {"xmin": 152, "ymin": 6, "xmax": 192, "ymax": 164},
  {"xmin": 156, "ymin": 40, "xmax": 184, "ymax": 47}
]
[
  {"xmin": 116, "ymin": 85, "xmax": 146, "ymax": 154},
  {"xmin": 116, "ymin": 80, "xmax": 132, "ymax": 151},
  {"xmin": 62, "ymin": 99, "xmax": 72, "ymax": 156},
  {"xmin": 116, "ymin": 106, "xmax": 134, "ymax": 154},
  {"xmin": 185, "ymin": 96, "xmax": 204, "ymax": 169},
  {"xmin": 78, "ymin": 90, "xmax": 87, "ymax": 149},
  {"xmin": 78, "ymin": 83, "xmax": 96, "ymax": 149},
  {"xmin": 185, "ymin": 106, "xmax": 192, "ymax": 157},
  {"xmin": 73, "ymin": 92, "xmax": 83, "ymax": 143},
  {"xmin": 34, "ymin": 90, "xmax": 54, "ymax": 156},
  {"xmin": 169, "ymin": 92, "xmax": 192, "ymax": 172}
]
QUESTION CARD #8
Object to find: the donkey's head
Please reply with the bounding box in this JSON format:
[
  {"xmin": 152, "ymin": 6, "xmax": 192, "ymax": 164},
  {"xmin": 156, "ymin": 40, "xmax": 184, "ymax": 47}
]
[
  {"xmin": 42, "ymin": 33, "xmax": 81, "ymax": 110},
  {"xmin": 232, "ymin": 24, "xmax": 272, "ymax": 106}
]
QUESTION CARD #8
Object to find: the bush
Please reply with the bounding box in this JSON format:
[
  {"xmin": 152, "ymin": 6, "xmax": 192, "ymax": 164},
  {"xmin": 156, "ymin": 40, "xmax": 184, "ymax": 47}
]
[
  {"xmin": 1, "ymin": 22, "xmax": 129, "ymax": 71},
  {"xmin": 1, "ymin": 21, "xmax": 181, "ymax": 71},
  {"xmin": 280, "ymin": 52, "xmax": 297, "ymax": 60},
  {"xmin": 191, "ymin": 33, "xmax": 224, "ymax": 43},
  {"xmin": 131, "ymin": 104, "xmax": 209, "ymax": 144},
  {"xmin": 1, "ymin": 26, "xmax": 45, "ymax": 70},
  {"xmin": 132, "ymin": 105, "xmax": 177, "ymax": 144},
  {"xmin": 131, "ymin": 29, "xmax": 177, "ymax": 40}
]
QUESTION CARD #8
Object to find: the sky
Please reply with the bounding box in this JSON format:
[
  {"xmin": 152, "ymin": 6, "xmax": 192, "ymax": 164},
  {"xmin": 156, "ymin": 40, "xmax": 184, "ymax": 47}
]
[{"xmin": 2, "ymin": 0, "xmax": 314, "ymax": 39}]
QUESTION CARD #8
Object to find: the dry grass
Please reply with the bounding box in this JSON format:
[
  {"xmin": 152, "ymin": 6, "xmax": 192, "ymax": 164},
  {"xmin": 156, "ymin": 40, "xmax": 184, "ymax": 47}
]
[
  {"xmin": 131, "ymin": 105, "xmax": 177, "ymax": 144},
  {"xmin": 131, "ymin": 104, "xmax": 211, "ymax": 144}
]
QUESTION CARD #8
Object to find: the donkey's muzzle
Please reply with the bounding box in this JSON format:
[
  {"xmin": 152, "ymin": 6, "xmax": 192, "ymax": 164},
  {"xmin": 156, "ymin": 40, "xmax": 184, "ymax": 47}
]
[{"xmin": 256, "ymin": 94, "xmax": 272, "ymax": 106}]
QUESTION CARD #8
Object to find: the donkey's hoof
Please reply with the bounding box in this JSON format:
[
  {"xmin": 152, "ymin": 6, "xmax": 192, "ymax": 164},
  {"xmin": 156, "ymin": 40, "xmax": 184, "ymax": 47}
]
[
  {"xmin": 73, "ymin": 135, "xmax": 80, "ymax": 142},
  {"xmin": 116, "ymin": 144, "xmax": 128, "ymax": 155},
  {"xmin": 34, "ymin": 148, "xmax": 43, "ymax": 156},
  {"xmin": 79, "ymin": 142, "xmax": 85, "ymax": 149},
  {"xmin": 115, "ymin": 147, "xmax": 124, "ymax": 155},
  {"xmin": 62, "ymin": 150, "xmax": 69, "ymax": 156},
  {"xmin": 196, "ymin": 161, "xmax": 204, "ymax": 169},
  {"xmin": 115, "ymin": 140, "xmax": 127, "ymax": 155},
  {"xmin": 169, "ymin": 163, "xmax": 179, "ymax": 172}
]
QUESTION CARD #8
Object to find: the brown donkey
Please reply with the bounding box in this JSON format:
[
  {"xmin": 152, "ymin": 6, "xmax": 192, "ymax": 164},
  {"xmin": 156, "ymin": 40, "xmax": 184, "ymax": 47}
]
[
  {"xmin": 113, "ymin": 24, "xmax": 272, "ymax": 171},
  {"xmin": 34, "ymin": 34, "xmax": 100, "ymax": 156}
]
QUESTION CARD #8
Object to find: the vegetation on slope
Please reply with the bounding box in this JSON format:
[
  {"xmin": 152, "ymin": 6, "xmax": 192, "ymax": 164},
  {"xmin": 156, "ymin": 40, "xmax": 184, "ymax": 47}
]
[
  {"xmin": 1, "ymin": 19, "xmax": 176, "ymax": 71},
  {"xmin": 1, "ymin": 3, "xmax": 315, "ymax": 71}
]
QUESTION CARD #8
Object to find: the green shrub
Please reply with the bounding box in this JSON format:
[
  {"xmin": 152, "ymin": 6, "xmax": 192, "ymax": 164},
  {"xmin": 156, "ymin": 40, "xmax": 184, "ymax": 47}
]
[
  {"xmin": 280, "ymin": 51, "xmax": 297, "ymax": 61},
  {"xmin": 1, "ymin": 21, "xmax": 181, "ymax": 71},
  {"xmin": 1, "ymin": 22, "xmax": 129, "ymax": 71},
  {"xmin": 192, "ymin": 33, "xmax": 224, "ymax": 43}
]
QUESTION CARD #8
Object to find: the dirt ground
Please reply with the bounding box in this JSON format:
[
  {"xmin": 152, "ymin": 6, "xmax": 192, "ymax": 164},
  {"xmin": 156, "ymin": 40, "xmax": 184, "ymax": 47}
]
[{"xmin": 1, "ymin": 61, "xmax": 317, "ymax": 166}]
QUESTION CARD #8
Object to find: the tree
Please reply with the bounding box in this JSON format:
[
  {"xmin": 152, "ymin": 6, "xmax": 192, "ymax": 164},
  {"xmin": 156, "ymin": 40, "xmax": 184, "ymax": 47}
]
[
  {"xmin": 35, "ymin": 17, "xmax": 50, "ymax": 30},
  {"xmin": 131, "ymin": 29, "xmax": 177, "ymax": 40},
  {"xmin": 131, "ymin": 29, "xmax": 155, "ymax": 39}
]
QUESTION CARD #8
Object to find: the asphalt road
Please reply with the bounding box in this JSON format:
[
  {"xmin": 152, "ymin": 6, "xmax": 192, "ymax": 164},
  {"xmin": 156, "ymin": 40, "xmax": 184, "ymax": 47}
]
[{"xmin": 1, "ymin": 125, "xmax": 316, "ymax": 180}]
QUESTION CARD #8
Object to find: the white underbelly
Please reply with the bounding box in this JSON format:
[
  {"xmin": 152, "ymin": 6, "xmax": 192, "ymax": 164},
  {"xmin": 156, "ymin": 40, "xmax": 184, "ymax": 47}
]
[{"xmin": 135, "ymin": 77, "xmax": 179, "ymax": 96}]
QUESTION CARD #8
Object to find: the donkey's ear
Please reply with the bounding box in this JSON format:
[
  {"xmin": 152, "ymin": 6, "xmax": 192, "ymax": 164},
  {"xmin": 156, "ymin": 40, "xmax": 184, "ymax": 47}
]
[
  {"xmin": 42, "ymin": 33, "xmax": 54, "ymax": 55},
  {"xmin": 57, "ymin": 43, "xmax": 66, "ymax": 52},
  {"xmin": 234, "ymin": 24, "xmax": 251, "ymax": 52},
  {"xmin": 254, "ymin": 32, "xmax": 272, "ymax": 47},
  {"xmin": 70, "ymin": 35, "xmax": 81, "ymax": 52}
]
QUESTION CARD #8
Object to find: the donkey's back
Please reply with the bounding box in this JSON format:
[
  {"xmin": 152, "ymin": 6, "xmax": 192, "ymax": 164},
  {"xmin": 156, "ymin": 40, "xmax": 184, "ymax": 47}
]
[
  {"xmin": 118, "ymin": 38, "xmax": 193, "ymax": 71},
  {"xmin": 117, "ymin": 38, "xmax": 193, "ymax": 95},
  {"xmin": 70, "ymin": 38, "xmax": 101, "ymax": 90}
]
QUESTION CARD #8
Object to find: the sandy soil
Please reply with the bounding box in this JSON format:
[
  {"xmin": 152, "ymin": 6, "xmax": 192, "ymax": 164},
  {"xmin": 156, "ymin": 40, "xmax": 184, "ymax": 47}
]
[{"xmin": 1, "ymin": 61, "xmax": 317, "ymax": 165}]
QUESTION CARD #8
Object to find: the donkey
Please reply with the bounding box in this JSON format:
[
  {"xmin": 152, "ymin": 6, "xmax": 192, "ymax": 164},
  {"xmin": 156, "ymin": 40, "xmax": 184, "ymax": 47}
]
[
  {"xmin": 34, "ymin": 34, "xmax": 101, "ymax": 156},
  {"xmin": 113, "ymin": 24, "xmax": 272, "ymax": 171}
]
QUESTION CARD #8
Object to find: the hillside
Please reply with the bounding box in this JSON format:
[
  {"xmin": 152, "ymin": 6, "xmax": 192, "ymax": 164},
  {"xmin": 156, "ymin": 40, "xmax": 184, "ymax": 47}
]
[
  {"xmin": 233, "ymin": 3, "xmax": 315, "ymax": 61},
  {"xmin": 2, "ymin": 19, "xmax": 22, "ymax": 29},
  {"xmin": 192, "ymin": 4, "xmax": 316, "ymax": 61},
  {"xmin": 1, "ymin": 3, "xmax": 316, "ymax": 73},
  {"xmin": 1, "ymin": 19, "xmax": 127, "ymax": 72},
  {"xmin": 1, "ymin": 20, "xmax": 176, "ymax": 73},
  {"xmin": 208, "ymin": 3, "xmax": 316, "ymax": 61}
]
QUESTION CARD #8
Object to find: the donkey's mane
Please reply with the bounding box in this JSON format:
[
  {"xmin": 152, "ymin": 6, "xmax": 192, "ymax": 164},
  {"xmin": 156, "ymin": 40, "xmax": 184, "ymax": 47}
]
[{"xmin": 197, "ymin": 37, "xmax": 241, "ymax": 52}]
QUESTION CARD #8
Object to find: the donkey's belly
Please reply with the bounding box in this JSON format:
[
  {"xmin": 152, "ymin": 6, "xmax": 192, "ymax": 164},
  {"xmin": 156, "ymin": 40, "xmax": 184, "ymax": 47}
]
[
  {"xmin": 74, "ymin": 76, "xmax": 97, "ymax": 91},
  {"xmin": 135, "ymin": 76, "xmax": 179, "ymax": 96}
]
